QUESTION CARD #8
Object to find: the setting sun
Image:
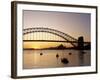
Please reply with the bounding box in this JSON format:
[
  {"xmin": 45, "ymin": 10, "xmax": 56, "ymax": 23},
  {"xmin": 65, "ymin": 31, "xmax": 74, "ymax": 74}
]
[{"xmin": 23, "ymin": 42, "xmax": 72, "ymax": 49}]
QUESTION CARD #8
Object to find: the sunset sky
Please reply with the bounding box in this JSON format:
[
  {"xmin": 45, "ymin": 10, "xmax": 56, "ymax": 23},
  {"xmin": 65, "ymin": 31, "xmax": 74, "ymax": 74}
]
[{"xmin": 23, "ymin": 10, "xmax": 91, "ymax": 49}]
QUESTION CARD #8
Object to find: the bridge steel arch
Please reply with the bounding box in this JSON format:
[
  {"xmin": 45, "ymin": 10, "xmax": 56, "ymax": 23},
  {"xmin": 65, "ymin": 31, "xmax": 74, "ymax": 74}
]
[{"xmin": 23, "ymin": 27, "xmax": 78, "ymax": 47}]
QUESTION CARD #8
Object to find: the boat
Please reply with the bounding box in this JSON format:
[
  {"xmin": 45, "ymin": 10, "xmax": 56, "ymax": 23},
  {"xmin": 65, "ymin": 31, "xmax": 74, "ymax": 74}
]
[
  {"xmin": 40, "ymin": 53, "xmax": 43, "ymax": 55},
  {"xmin": 61, "ymin": 58, "xmax": 69, "ymax": 64},
  {"xmin": 69, "ymin": 52, "xmax": 72, "ymax": 55},
  {"xmin": 56, "ymin": 54, "xmax": 59, "ymax": 58}
]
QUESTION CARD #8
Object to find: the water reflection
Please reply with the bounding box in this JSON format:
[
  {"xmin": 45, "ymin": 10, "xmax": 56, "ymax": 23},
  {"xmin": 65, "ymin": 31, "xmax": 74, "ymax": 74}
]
[
  {"xmin": 78, "ymin": 50, "xmax": 84, "ymax": 66},
  {"xmin": 23, "ymin": 50, "xmax": 90, "ymax": 69}
]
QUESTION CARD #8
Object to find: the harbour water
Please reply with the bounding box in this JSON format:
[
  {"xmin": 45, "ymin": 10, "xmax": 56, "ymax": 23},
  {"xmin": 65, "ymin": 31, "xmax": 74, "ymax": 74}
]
[{"xmin": 23, "ymin": 50, "xmax": 90, "ymax": 69}]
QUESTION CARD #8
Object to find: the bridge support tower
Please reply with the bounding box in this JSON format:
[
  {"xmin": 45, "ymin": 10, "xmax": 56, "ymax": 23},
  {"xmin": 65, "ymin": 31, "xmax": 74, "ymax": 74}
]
[{"xmin": 78, "ymin": 36, "xmax": 84, "ymax": 50}]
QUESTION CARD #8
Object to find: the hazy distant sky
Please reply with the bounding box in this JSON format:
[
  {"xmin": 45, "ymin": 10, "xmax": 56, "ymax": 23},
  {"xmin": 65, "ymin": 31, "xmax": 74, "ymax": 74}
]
[{"xmin": 23, "ymin": 10, "xmax": 91, "ymax": 41}]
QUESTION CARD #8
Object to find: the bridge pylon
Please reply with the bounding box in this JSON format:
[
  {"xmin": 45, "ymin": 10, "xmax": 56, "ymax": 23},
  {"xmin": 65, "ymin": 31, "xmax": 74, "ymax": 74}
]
[{"xmin": 78, "ymin": 36, "xmax": 84, "ymax": 50}]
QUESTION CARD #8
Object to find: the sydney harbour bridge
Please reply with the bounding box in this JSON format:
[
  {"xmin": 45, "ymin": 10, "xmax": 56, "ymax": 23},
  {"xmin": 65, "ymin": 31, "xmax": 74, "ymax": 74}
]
[{"xmin": 23, "ymin": 27, "xmax": 90, "ymax": 50}]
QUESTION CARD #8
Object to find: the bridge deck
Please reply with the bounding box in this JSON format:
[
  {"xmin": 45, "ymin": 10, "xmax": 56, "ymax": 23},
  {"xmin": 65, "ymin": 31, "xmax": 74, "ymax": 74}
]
[{"xmin": 23, "ymin": 40, "xmax": 90, "ymax": 44}]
